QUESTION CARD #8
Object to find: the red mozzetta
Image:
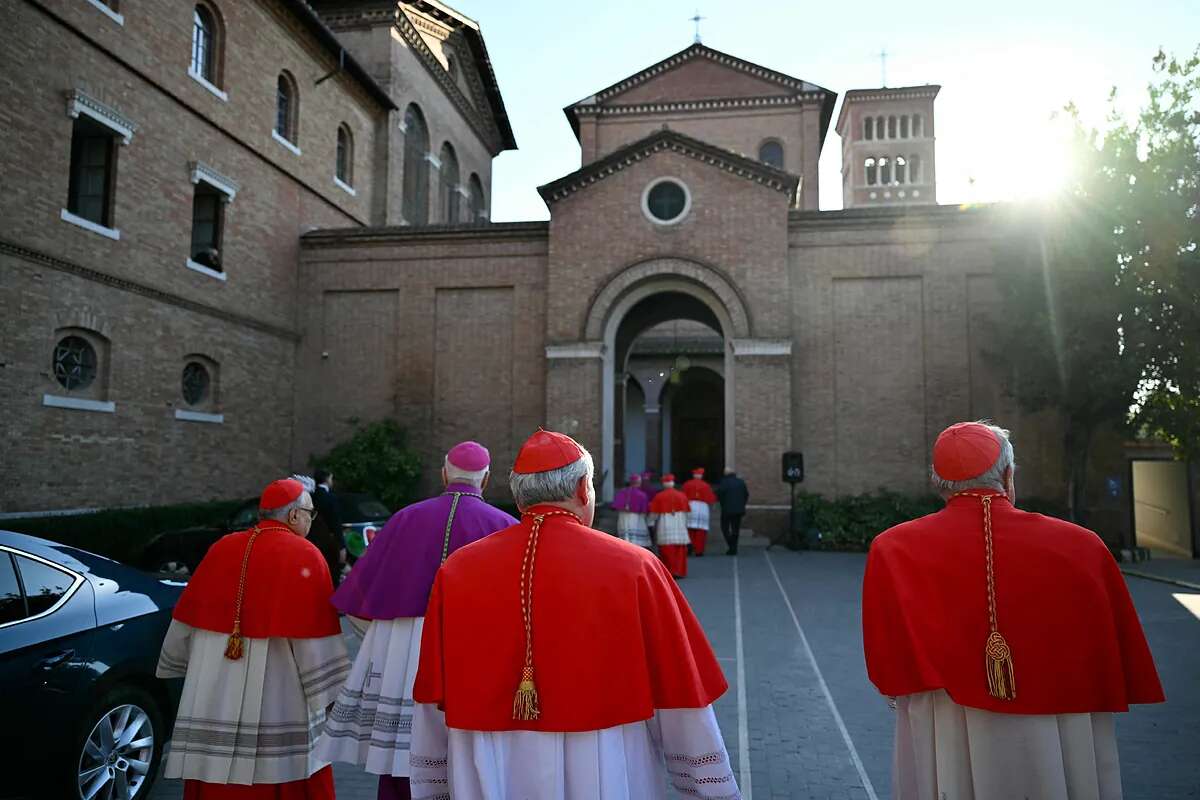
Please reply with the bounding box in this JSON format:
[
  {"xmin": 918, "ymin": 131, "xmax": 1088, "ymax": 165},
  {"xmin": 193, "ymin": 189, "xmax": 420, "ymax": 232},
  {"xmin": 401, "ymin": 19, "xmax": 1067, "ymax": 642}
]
[
  {"xmin": 863, "ymin": 494, "xmax": 1164, "ymax": 714},
  {"xmin": 650, "ymin": 487, "xmax": 691, "ymax": 514},
  {"xmin": 413, "ymin": 507, "xmax": 727, "ymax": 731},
  {"xmin": 173, "ymin": 520, "xmax": 341, "ymax": 639},
  {"xmin": 681, "ymin": 478, "xmax": 717, "ymax": 504}
]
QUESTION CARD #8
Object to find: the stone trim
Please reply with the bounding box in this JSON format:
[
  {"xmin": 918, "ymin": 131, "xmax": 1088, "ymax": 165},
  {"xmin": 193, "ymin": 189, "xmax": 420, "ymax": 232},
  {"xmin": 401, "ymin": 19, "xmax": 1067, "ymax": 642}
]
[
  {"xmin": 546, "ymin": 342, "xmax": 605, "ymax": 359},
  {"xmin": 185, "ymin": 259, "xmax": 228, "ymax": 281},
  {"xmin": 1, "ymin": 238, "xmax": 298, "ymax": 341},
  {"xmin": 574, "ymin": 92, "xmax": 827, "ymax": 120},
  {"xmin": 60, "ymin": 209, "xmax": 120, "ymax": 240},
  {"xmin": 272, "ymin": 129, "xmax": 302, "ymax": 156},
  {"xmin": 43, "ymin": 394, "xmax": 116, "ymax": 414},
  {"xmin": 425, "ymin": 152, "xmax": 442, "ymax": 169},
  {"xmin": 334, "ymin": 176, "xmax": 357, "ymax": 196},
  {"xmin": 190, "ymin": 161, "xmax": 239, "ymax": 200},
  {"xmin": 731, "ymin": 339, "xmax": 792, "ymax": 356},
  {"xmin": 65, "ymin": 89, "xmax": 137, "ymax": 145},
  {"xmin": 188, "ymin": 69, "xmax": 229, "ymax": 102},
  {"xmin": 539, "ymin": 129, "xmax": 797, "ymax": 205},
  {"xmin": 85, "ymin": 0, "xmax": 123, "ymax": 25},
  {"xmin": 175, "ymin": 409, "xmax": 225, "ymax": 424}
]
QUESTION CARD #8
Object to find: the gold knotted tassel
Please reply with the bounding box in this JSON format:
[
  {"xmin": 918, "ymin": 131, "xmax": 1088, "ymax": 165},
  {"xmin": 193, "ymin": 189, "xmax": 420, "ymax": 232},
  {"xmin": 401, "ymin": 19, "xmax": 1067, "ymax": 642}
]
[
  {"xmin": 512, "ymin": 665, "xmax": 540, "ymax": 720},
  {"xmin": 225, "ymin": 526, "xmax": 264, "ymax": 661},
  {"xmin": 958, "ymin": 492, "xmax": 1016, "ymax": 700}
]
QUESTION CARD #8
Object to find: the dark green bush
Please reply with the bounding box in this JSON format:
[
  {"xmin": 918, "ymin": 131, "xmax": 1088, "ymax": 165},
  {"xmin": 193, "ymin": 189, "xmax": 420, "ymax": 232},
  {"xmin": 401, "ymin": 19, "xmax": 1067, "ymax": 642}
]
[
  {"xmin": 789, "ymin": 491, "xmax": 1072, "ymax": 551},
  {"xmin": 311, "ymin": 419, "xmax": 423, "ymax": 510},
  {"xmin": 2, "ymin": 499, "xmax": 247, "ymax": 563}
]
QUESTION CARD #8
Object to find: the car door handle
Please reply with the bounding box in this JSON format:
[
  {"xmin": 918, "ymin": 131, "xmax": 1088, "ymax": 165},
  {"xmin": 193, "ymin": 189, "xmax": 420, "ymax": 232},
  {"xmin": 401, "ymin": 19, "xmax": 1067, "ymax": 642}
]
[{"xmin": 36, "ymin": 649, "xmax": 75, "ymax": 669}]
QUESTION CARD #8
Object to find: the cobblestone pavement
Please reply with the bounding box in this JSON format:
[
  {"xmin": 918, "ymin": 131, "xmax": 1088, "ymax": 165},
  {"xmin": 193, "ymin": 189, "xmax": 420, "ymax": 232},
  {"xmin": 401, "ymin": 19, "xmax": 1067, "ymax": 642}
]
[{"xmin": 152, "ymin": 550, "xmax": 1200, "ymax": 799}]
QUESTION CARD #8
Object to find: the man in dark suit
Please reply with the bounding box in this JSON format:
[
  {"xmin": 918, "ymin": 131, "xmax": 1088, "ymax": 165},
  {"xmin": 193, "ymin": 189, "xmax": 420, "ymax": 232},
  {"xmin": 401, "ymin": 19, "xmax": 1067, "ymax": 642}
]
[
  {"xmin": 310, "ymin": 469, "xmax": 346, "ymax": 585},
  {"xmin": 714, "ymin": 467, "xmax": 749, "ymax": 555}
]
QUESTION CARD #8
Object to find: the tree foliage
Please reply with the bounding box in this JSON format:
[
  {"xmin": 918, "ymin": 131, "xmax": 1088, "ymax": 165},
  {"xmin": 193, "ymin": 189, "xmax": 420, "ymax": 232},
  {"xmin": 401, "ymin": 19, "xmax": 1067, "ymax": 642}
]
[{"xmin": 311, "ymin": 419, "xmax": 423, "ymax": 510}]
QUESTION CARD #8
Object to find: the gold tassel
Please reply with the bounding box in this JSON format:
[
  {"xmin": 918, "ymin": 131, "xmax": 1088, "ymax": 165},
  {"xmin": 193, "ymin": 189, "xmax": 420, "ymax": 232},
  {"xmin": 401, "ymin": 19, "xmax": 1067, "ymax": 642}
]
[
  {"xmin": 985, "ymin": 630, "xmax": 1015, "ymax": 700},
  {"xmin": 224, "ymin": 626, "xmax": 244, "ymax": 660},
  {"xmin": 512, "ymin": 666, "xmax": 540, "ymax": 720}
]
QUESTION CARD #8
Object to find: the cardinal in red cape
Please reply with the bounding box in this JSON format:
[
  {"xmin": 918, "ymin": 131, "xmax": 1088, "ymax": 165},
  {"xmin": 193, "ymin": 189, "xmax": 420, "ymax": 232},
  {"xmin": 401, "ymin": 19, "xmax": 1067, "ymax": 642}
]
[
  {"xmin": 650, "ymin": 473, "xmax": 692, "ymax": 577},
  {"xmin": 681, "ymin": 467, "xmax": 718, "ymax": 556},
  {"xmin": 157, "ymin": 479, "xmax": 349, "ymax": 800},
  {"xmin": 862, "ymin": 421, "xmax": 1164, "ymax": 800},
  {"xmin": 409, "ymin": 429, "xmax": 741, "ymax": 799}
]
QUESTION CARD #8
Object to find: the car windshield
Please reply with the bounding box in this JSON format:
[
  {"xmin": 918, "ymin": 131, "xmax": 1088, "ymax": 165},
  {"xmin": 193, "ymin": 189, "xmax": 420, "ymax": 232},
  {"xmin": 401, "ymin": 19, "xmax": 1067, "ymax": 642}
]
[
  {"xmin": 343, "ymin": 495, "xmax": 390, "ymax": 523},
  {"xmin": 229, "ymin": 503, "xmax": 259, "ymax": 529}
]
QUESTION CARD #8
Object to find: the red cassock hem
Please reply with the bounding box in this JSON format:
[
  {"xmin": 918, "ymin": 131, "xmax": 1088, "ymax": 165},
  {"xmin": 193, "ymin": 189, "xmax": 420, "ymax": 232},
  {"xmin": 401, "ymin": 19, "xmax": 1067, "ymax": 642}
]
[
  {"xmin": 862, "ymin": 497, "xmax": 1165, "ymax": 715},
  {"xmin": 413, "ymin": 510, "xmax": 725, "ymax": 731},
  {"xmin": 182, "ymin": 767, "xmax": 334, "ymax": 799},
  {"xmin": 661, "ymin": 544, "xmax": 688, "ymax": 576},
  {"xmin": 173, "ymin": 522, "xmax": 341, "ymax": 639},
  {"xmin": 688, "ymin": 529, "xmax": 707, "ymax": 555}
]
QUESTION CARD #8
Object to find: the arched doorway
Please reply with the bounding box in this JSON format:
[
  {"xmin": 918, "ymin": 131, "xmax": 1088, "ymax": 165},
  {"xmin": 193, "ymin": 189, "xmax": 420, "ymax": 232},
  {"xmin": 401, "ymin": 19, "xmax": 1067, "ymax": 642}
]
[{"xmin": 663, "ymin": 366, "xmax": 724, "ymax": 479}]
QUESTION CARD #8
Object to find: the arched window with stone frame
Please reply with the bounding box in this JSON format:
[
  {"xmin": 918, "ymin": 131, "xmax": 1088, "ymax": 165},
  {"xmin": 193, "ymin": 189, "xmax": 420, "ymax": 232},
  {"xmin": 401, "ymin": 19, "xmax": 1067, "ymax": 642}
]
[
  {"xmin": 900, "ymin": 115, "xmax": 910, "ymax": 138},
  {"xmin": 865, "ymin": 157, "xmax": 877, "ymax": 186},
  {"xmin": 336, "ymin": 123, "xmax": 353, "ymax": 187},
  {"xmin": 894, "ymin": 155, "xmax": 907, "ymax": 184},
  {"xmin": 439, "ymin": 142, "xmax": 460, "ymax": 223},
  {"xmin": 913, "ymin": 114, "xmax": 923, "ymax": 138},
  {"xmin": 879, "ymin": 156, "xmax": 891, "ymax": 185},
  {"xmin": 876, "ymin": 116, "xmax": 885, "ymax": 139},
  {"xmin": 467, "ymin": 173, "xmax": 485, "ymax": 221},
  {"xmin": 887, "ymin": 116, "xmax": 897, "ymax": 139},
  {"xmin": 757, "ymin": 139, "xmax": 784, "ymax": 170},
  {"xmin": 402, "ymin": 104, "xmax": 429, "ymax": 225},
  {"xmin": 275, "ymin": 71, "xmax": 299, "ymax": 144},
  {"xmin": 909, "ymin": 154, "xmax": 921, "ymax": 184},
  {"xmin": 190, "ymin": 4, "xmax": 224, "ymax": 88},
  {"xmin": 863, "ymin": 116, "xmax": 874, "ymax": 141}
]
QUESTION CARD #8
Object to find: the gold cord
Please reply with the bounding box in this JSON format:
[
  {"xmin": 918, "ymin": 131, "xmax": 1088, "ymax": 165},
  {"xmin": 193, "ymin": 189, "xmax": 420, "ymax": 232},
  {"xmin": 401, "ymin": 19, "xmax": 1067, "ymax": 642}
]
[
  {"xmin": 224, "ymin": 525, "xmax": 267, "ymax": 660},
  {"xmin": 513, "ymin": 509, "xmax": 581, "ymax": 720},
  {"xmin": 955, "ymin": 492, "xmax": 1016, "ymax": 700},
  {"xmin": 440, "ymin": 492, "xmax": 466, "ymax": 564}
]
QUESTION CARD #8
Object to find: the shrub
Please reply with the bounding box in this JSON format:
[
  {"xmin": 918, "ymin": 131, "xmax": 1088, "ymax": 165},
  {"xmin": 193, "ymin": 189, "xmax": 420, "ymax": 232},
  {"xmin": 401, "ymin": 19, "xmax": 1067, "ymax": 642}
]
[{"xmin": 312, "ymin": 419, "xmax": 423, "ymax": 510}]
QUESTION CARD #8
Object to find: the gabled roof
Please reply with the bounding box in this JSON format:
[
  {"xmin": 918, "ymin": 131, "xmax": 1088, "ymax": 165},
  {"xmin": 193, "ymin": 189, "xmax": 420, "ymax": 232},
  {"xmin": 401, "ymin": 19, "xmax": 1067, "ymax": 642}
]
[
  {"xmin": 537, "ymin": 127, "xmax": 799, "ymax": 207},
  {"xmin": 564, "ymin": 44, "xmax": 837, "ymax": 148},
  {"xmin": 280, "ymin": 0, "xmax": 396, "ymax": 111}
]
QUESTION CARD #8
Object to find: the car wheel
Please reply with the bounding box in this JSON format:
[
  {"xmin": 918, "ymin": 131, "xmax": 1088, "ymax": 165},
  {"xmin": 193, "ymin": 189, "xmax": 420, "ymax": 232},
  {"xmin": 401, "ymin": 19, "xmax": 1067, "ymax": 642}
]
[
  {"xmin": 153, "ymin": 558, "xmax": 192, "ymax": 578},
  {"xmin": 72, "ymin": 685, "xmax": 164, "ymax": 800}
]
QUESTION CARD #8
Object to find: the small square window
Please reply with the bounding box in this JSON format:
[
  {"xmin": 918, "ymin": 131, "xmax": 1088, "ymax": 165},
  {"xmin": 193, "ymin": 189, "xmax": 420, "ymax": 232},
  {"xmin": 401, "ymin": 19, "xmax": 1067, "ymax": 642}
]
[{"xmin": 67, "ymin": 117, "xmax": 118, "ymax": 228}]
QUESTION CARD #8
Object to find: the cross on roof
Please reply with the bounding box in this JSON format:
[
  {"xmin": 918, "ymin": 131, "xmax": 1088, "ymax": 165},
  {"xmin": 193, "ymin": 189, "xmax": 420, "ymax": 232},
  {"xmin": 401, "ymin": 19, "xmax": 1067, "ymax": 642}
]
[
  {"xmin": 689, "ymin": 10, "xmax": 706, "ymax": 44},
  {"xmin": 879, "ymin": 47, "xmax": 889, "ymax": 87}
]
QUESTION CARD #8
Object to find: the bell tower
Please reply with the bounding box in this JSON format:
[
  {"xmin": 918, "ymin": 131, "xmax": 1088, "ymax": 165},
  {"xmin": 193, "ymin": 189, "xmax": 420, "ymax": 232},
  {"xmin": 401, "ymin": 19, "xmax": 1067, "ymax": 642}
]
[{"xmin": 836, "ymin": 85, "xmax": 939, "ymax": 208}]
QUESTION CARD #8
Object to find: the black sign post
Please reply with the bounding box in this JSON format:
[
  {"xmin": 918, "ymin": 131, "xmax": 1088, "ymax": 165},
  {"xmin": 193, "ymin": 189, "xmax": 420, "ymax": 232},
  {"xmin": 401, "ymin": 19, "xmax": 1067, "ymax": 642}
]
[{"xmin": 782, "ymin": 452, "xmax": 804, "ymax": 546}]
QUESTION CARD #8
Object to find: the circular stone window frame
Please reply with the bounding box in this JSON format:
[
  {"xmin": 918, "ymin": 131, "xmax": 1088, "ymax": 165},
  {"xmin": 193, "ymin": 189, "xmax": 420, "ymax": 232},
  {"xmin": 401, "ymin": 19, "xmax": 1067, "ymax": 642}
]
[{"xmin": 640, "ymin": 177, "xmax": 692, "ymax": 227}]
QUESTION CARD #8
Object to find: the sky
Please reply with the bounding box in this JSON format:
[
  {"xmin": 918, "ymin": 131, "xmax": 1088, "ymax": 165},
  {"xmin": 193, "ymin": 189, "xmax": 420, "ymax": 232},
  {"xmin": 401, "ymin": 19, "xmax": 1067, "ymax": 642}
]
[{"xmin": 449, "ymin": 0, "xmax": 1198, "ymax": 221}]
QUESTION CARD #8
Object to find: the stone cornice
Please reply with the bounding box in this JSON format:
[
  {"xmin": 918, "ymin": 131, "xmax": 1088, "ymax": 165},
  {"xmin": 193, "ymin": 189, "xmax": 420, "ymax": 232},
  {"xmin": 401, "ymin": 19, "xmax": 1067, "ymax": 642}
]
[
  {"xmin": 545, "ymin": 342, "xmax": 605, "ymax": 360},
  {"xmin": 0, "ymin": 238, "xmax": 298, "ymax": 341},
  {"xmin": 731, "ymin": 338, "xmax": 792, "ymax": 357},
  {"xmin": 787, "ymin": 203, "xmax": 1003, "ymax": 231},
  {"xmin": 65, "ymin": 89, "xmax": 138, "ymax": 144},
  {"xmin": 300, "ymin": 220, "xmax": 549, "ymax": 246},
  {"xmin": 538, "ymin": 129, "xmax": 798, "ymax": 205},
  {"xmin": 573, "ymin": 92, "xmax": 828, "ymax": 120},
  {"xmin": 189, "ymin": 161, "xmax": 239, "ymax": 200}
]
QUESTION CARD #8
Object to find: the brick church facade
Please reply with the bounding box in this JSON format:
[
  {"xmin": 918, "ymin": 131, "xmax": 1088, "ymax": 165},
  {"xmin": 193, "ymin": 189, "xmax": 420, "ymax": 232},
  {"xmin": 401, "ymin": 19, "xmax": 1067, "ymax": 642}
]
[{"xmin": 4, "ymin": 0, "xmax": 1087, "ymax": 538}]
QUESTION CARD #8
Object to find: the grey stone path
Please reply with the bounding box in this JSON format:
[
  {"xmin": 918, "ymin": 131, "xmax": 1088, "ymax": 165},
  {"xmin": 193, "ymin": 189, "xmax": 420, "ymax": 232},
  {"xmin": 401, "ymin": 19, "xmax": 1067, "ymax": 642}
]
[{"xmin": 152, "ymin": 550, "xmax": 1200, "ymax": 799}]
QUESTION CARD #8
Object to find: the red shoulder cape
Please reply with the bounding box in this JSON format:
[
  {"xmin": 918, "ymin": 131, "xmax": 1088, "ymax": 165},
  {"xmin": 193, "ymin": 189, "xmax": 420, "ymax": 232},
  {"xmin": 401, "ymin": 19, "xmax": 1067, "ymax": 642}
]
[
  {"xmin": 682, "ymin": 479, "xmax": 717, "ymax": 504},
  {"xmin": 650, "ymin": 488, "xmax": 691, "ymax": 514},
  {"xmin": 173, "ymin": 521, "xmax": 341, "ymax": 639},
  {"xmin": 862, "ymin": 496, "xmax": 1164, "ymax": 714},
  {"xmin": 413, "ymin": 508, "xmax": 727, "ymax": 731}
]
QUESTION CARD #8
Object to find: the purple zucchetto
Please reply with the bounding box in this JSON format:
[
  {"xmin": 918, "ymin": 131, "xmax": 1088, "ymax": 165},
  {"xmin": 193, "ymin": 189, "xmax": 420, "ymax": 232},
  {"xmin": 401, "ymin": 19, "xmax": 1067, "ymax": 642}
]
[{"xmin": 447, "ymin": 440, "xmax": 490, "ymax": 472}]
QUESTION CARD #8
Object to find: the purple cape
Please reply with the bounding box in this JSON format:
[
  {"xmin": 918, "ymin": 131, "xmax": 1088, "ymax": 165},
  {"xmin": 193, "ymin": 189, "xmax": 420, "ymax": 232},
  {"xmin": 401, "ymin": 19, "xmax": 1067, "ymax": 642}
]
[
  {"xmin": 331, "ymin": 483, "xmax": 517, "ymax": 619},
  {"xmin": 612, "ymin": 486, "xmax": 649, "ymax": 514}
]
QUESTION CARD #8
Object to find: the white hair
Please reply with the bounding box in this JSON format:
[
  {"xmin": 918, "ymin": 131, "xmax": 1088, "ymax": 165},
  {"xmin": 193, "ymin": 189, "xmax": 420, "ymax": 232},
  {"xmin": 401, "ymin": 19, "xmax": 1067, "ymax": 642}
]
[
  {"xmin": 930, "ymin": 422, "xmax": 1015, "ymax": 495},
  {"xmin": 444, "ymin": 457, "xmax": 489, "ymax": 489},
  {"xmin": 290, "ymin": 473, "xmax": 316, "ymax": 492},
  {"xmin": 509, "ymin": 447, "xmax": 595, "ymax": 508},
  {"xmin": 260, "ymin": 491, "xmax": 311, "ymax": 522}
]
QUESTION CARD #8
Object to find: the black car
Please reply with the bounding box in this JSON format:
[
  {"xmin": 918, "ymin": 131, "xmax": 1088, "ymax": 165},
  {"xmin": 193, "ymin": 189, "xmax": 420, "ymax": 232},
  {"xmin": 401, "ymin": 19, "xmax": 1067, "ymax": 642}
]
[
  {"xmin": 0, "ymin": 530, "xmax": 184, "ymax": 800},
  {"xmin": 135, "ymin": 494, "xmax": 391, "ymax": 577}
]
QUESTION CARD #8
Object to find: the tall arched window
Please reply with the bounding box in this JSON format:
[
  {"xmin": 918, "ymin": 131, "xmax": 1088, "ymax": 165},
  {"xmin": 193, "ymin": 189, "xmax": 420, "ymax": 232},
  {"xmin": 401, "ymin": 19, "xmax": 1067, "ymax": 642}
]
[
  {"xmin": 275, "ymin": 71, "xmax": 298, "ymax": 144},
  {"xmin": 900, "ymin": 116, "xmax": 910, "ymax": 138},
  {"xmin": 913, "ymin": 115, "xmax": 923, "ymax": 138},
  {"xmin": 439, "ymin": 142, "xmax": 460, "ymax": 223},
  {"xmin": 467, "ymin": 173, "xmax": 485, "ymax": 221},
  {"xmin": 909, "ymin": 154, "xmax": 921, "ymax": 183},
  {"xmin": 402, "ymin": 104, "xmax": 429, "ymax": 224},
  {"xmin": 876, "ymin": 116, "xmax": 885, "ymax": 139},
  {"xmin": 336, "ymin": 124, "xmax": 353, "ymax": 186},
  {"xmin": 879, "ymin": 157, "xmax": 891, "ymax": 185},
  {"xmin": 865, "ymin": 157, "xmax": 877, "ymax": 186},
  {"xmin": 887, "ymin": 116, "xmax": 897, "ymax": 139},
  {"xmin": 864, "ymin": 117, "xmax": 874, "ymax": 140},
  {"xmin": 191, "ymin": 5, "xmax": 220, "ymax": 85},
  {"xmin": 895, "ymin": 155, "xmax": 907, "ymax": 184},
  {"xmin": 758, "ymin": 140, "xmax": 784, "ymax": 169}
]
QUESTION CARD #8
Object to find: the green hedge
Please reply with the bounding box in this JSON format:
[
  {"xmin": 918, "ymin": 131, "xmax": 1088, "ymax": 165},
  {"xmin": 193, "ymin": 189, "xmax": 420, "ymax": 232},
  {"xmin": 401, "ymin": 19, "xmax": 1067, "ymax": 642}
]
[
  {"xmin": 789, "ymin": 491, "xmax": 1070, "ymax": 551},
  {"xmin": 311, "ymin": 419, "xmax": 422, "ymax": 510},
  {"xmin": 1, "ymin": 499, "xmax": 247, "ymax": 564}
]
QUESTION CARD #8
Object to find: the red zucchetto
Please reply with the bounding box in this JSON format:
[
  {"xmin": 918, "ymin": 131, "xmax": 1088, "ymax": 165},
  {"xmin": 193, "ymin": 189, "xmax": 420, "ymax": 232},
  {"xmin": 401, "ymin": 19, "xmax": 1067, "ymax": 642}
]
[
  {"xmin": 259, "ymin": 478, "xmax": 305, "ymax": 511},
  {"xmin": 932, "ymin": 422, "xmax": 1002, "ymax": 481},
  {"xmin": 513, "ymin": 429, "xmax": 584, "ymax": 474}
]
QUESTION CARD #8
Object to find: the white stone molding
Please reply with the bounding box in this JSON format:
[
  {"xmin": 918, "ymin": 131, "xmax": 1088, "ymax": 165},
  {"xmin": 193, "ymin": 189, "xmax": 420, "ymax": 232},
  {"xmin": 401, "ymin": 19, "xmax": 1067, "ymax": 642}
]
[
  {"xmin": 85, "ymin": 0, "xmax": 124, "ymax": 26},
  {"xmin": 731, "ymin": 338, "xmax": 792, "ymax": 356},
  {"xmin": 546, "ymin": 342, "xmax": 605, "ymax": 359},
  {"xmin": 175, "ymin": 409, "xmax": 225, "ymax": 424},
  {"xmin": 185, "ymin": 259, "xmax": 227, "ymax": 281},
  {"xmin": 334, "ymin": 176, "xmax": 357, "ymax": 196},
  {"xmin": 43, "ymin": 394, "xmax": 116, "ymax": 414},
  {"xmin": 455, "ymin": 185, "xmax": 471, "ymax": 198},
  {"xmin": 64, "ymin": 90, "xmax": 137, "ymax": 145},
  {"xmin": 60, "ymin": 209, "xmax": 120, "ymax": 240},
  {"xmin": 425, "ymin": 152, "xmax": 442, "ymax": 169},
  {"xmin": 272, "ymin": 129, "xmax": 301, "ymax": 156},
  {"xmin": 189, "ymin": 161, "xmax": 238, "ymax": 201},
  {"xmin": 188, "ymin": 69, "xmax": 228, "ymax": 102}
]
